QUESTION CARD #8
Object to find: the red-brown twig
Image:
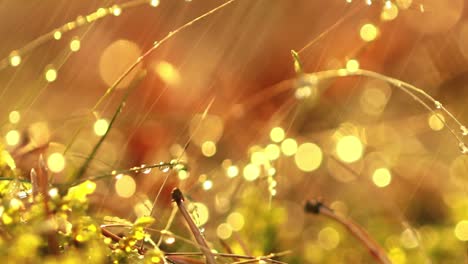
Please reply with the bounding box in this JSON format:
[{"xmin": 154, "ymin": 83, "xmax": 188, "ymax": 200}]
[
  {"xmin": 305, "ymin": 200, "xmax": 391, "ymax": 264},
  {"xmin": 171, "ymin": 188, "xmax": 216, "ymax": 264},
  {"xmin": 36, "ymin": 155, "xmax": 59, "ymax": 255}
]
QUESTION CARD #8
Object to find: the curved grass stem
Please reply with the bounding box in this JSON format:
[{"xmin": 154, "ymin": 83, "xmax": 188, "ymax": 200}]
[{"xmin": 305, "ymin": 200, "xmax": 391, "ymax": 264}]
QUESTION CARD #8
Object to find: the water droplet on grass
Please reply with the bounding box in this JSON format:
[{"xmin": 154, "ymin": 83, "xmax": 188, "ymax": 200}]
[
  {"xmin": 461, "ymin": 126, "xmax": 468, "ymax": 136},
  {"xmin": 141, "ymin": 164, "xmax": 152, "ymax": 174},
  {"xmin": 159, "ymin": 162, "xmax": 170, "ymax": 173},
  {"xmin": 459, "ymin": 142, "xmax": 468, "ymax": 154}
]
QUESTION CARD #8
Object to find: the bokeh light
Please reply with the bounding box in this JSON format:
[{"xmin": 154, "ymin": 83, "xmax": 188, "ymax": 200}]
[
  {"xmin": 318, "ymin": 227, "xmax": 340, "ymax": 250},
  {"xmin": 154, "ymin": 61, "xmax": 181, "ymax": 86},
  {"xmin": 281, "ymin": 138, "xmax": 298, "ymax": 156},
  {"xmin": 45, "ymin": 66, "xmax": 57, "ymax": 82},
  {"xmin": 93, "ymin": 118, "xmax": 109, "ymax": 136},
  {"xmin": 190, "ymin": 202, "xmax": 209, "ymax": 227},
  {"xmin": 99, "ymin": 39, "xmax": 142, "ymax": 89},
  {"xmin": 8, "ymin": 111, "xmax": 20, "ymax": 124},
  {"xmin": 360, "ymin": 80, "xmax": 391, "ymax": 116},
  {"xmin": 227, "ymin": 212, "xmax": 245, "ymax": 231},
  {"xmin": 226, "ymin": 165, "xmax": 239, "ymax": 178},
  {"xmin": 9, "ymin": 51, "xmax": 21, "ymax": 67},
  {"xmin": 216, "ymin": 223, "xmax": 232, "ymax": 240},
  {"xmin": 294, "ymin": 143, "xmax": 323, "ymax": 172},
  {"xmin": 372, "ymin": 168, "xmax": 392, "ymax": 188},
  {"xmin": 336, "ymin": 135, "xmax": 364, "ymax": 163},
  {"xmin": 360, "ymin": 23, "xmax": 378, "ymax": 42},
  {"xmin": 5, "ymin": 130, "xmax": 20, "ymax": 146},
  {"xmin": 202, "ymin": 180, "xmax": 213, "ymax": 190},
  {"xmin": 428, "ymin": 113, "xmax": 445, "ymax": 131},
  {"xmin": 47, "ymin": 152, "xmax": 65, "ymax": 173},
  {"xmin": 270, "ymin": 127, "xmax": 285, "ymax": 143},
  {"xmin": 265, "ymin": 144, "xmax": 281, "ymax": 160},
  {"xmin": 115, "ymin": 174, "xmax": 136, "ymax": 198},
  {"xmin": 346, "ymin": 59, "xmax": 359, "ymax": 72},
  {"xmin": 243, "ymin": 163, "xmax": 260, "ymax": 181},
  {"xmin": 53, "ymin": 31, "xmax": 62, "ymax": 40},
  {"xmin": 201, "ymin": 141, "xmax": 217, "ymax": 157},
  {"xmin": 189, "ymin": 114, "xmax": 224, "ymax": 146},
  {"xmin": 455, "ymin": 220, "xmax": 468, "ymax": 241},
  {"xmin": 69, "ymin": 37, "xmax": 81, "ymax": 52},
  {"xmin": 381, "ymin": 3, "xmax": 399, "ymax": 21},
  {"xmin": 396, "ymin": 0, "xmax": 412, "ymax": 9}
]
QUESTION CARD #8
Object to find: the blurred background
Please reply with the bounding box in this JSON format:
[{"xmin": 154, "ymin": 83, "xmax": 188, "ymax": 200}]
[{"xmin": 2, "ymin": 0, "xmax": 468, "ymax": 262}]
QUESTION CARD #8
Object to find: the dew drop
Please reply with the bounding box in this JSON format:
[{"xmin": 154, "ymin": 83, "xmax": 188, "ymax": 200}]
[
  {"xmin": 131, "ymin": 166, "xmax": 140, "ymax": 173},
  {"xmin": 459, "ymin": 142, "xmax": 468, "ymax": 154},
  {"xmin": 9, "ymin": 51, "xmax": 21, "ymax": 67},
  {"xmin": 17, "ymin": 191, "xmax": 28, "ymax": 199},
  {"xmin": 434, "ymin": 101, "xmax": 442, "ymax": 109},
  {"xmin": 159, "ymin": 162, "xmax": 171, "ymax": 173},
  {"xmin": 141, "ymin": 164, "xmax": 152, "ymax": 174},
  {"xmin": 461, "ymin": 126, "xmax": 468, "ymax": 136}
]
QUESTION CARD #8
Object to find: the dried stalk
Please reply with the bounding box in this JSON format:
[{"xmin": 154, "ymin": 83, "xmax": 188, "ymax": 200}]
[
  {"xmin": 305, "ymin": 200, "xmax": 391, "ymax": 264},
  {"xmin": 171, "ymin": 188, "xmax": 216, "ymax": 264}
]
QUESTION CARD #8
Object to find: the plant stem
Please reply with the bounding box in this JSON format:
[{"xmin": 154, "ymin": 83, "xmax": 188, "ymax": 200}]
[
  {"xmin": 305, "ymin": 200, "xmax": 391, "ymax": 264},
  {"xmin": 73, "ymin": 70, "xmax": 145, "ymax": 181},
  {"xmin": 171, "ymin": 188, "xmax": 216, "ymax": 264},
  {"xmin": 37, "ymin": 155, "xmax": 59, "ymax": 255}
]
